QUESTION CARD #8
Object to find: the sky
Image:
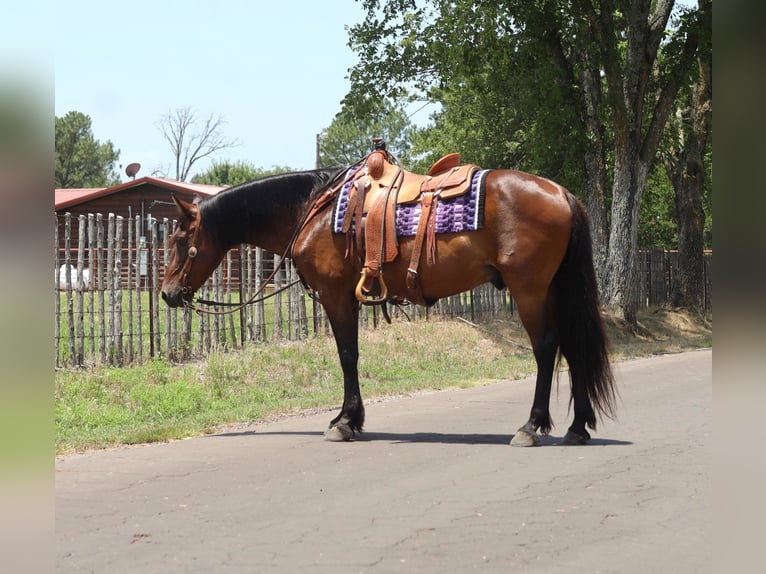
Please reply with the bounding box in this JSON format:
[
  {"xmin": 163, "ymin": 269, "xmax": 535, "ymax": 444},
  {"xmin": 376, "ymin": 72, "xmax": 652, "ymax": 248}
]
[{"xmin": 54, "ymin": 1, "xmax": 375, "ymax": 181}]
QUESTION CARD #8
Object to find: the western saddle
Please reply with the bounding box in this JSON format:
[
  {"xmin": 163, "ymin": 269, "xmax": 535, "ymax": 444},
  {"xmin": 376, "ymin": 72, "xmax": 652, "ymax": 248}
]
[{"xmin": 334, "ymin": 146, "xmax": 479, "ymax": 306}]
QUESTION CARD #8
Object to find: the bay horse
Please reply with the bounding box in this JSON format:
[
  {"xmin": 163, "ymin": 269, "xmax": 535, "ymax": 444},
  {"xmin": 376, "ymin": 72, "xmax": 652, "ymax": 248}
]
[{"xmin": 161, "ymin": 160, "xmax": 616, "ymax": 446}]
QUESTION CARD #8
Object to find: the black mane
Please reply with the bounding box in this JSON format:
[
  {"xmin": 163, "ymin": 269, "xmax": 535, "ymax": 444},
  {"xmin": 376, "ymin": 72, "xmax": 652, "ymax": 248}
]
[{"xmin": 198, "ymin": 168, "xmax": 343, "ymax": 247}]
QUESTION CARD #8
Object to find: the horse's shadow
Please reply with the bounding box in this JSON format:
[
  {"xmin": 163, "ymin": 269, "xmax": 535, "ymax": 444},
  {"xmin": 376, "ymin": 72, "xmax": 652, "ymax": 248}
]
[{"xmin": 209, "ymin": 429, "xmax": 632, "ymax": 447}]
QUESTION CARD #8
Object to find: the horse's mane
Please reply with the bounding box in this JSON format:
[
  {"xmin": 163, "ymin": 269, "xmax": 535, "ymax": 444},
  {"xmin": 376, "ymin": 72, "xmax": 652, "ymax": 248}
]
[{"xmin": 198, "ymin": 168, "xmax": 344, "ymax": 246}]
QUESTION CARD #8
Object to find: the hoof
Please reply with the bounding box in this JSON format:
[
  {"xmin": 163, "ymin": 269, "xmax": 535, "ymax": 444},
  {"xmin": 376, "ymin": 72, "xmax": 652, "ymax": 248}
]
[
  {"xmin": 562, "ymin": 429, "xmax": 590, "ymax": 445},
  {"xmin": 510, "ymin": 429, "xmax": 540, "ymax": 447},
  {"xmin": 324, "ymin": 424, "xmax": 354, "ymax": 442}
]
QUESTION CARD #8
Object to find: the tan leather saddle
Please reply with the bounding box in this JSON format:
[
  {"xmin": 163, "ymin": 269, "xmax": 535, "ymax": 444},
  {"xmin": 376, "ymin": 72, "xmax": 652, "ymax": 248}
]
[{"xmin": 337, "ymin": 150, "xmax": 479, "ymax": 306}]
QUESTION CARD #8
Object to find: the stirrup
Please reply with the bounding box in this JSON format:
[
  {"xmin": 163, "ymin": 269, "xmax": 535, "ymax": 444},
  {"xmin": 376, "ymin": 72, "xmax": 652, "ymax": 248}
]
[{"xmin": 354, "ymin": 268, "xmax": 388, "ymax": 304}]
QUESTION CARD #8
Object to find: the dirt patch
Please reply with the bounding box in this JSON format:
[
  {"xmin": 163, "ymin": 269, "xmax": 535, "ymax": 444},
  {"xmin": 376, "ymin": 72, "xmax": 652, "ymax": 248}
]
[
  {"xmin": 603, "ymin": 308, "xmax": 712, "ymax": 358},
  {"xmin": 452, "ymin": 307, "xmax": 712, "ymax": 360}
]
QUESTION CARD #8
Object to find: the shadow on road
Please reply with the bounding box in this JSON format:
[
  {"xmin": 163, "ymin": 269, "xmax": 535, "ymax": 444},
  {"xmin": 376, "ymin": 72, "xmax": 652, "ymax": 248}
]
[{"xmin": 207, "ymin": 430, "xmax": 632, "ymax": 447}]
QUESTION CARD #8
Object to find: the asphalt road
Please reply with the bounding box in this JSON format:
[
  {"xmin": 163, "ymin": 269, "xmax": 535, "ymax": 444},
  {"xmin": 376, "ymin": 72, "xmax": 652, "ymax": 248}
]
[{"xmin": 56, "ymin": 349, "xmax": 711, "ymax": 573}]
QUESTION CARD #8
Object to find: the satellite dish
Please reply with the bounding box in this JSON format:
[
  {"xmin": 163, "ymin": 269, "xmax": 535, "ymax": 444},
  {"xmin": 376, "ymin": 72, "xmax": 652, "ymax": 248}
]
[{"xmin": 125, "ymin": 162, "xmax": 141, "ymax": 179}]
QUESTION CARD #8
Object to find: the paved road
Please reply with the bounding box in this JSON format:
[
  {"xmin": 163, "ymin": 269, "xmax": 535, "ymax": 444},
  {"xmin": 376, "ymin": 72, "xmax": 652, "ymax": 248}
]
[{"xmin": 56, "ymin": 349, "xmax": 711, "ymax": 573}]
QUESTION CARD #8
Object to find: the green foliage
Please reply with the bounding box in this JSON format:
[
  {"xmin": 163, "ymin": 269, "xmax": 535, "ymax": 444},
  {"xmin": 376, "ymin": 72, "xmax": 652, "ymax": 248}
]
[
  {"xmin": 55, "ymin": 111, "xmax": 120, "ymax": 188},
  {"xmin": 345, "ymin": 1, "xmax": 586, "ymax": 185},
  {"xmin": 319, "ymin": 100, "xmax": 415, "ymax": 167},
  {"xmin": 639, "ymin": 166, "xmax": 677, "ymax": 249},
  {"xmin": 191, "ymin": 160, "xmax": 295, "ymax": 186}
]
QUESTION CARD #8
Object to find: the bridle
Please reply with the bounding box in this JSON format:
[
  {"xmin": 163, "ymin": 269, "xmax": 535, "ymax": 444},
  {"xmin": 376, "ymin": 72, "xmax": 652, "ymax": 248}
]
[{"xmin": 178, "ymin": 204, "xmax": 203, "ymax": 300}]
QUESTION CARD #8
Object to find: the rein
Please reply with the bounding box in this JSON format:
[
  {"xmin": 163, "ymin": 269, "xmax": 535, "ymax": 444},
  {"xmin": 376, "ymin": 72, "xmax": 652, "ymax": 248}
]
[{"xmin": 194, "ymin": 279, "xmax": 301, "ymax": 307}]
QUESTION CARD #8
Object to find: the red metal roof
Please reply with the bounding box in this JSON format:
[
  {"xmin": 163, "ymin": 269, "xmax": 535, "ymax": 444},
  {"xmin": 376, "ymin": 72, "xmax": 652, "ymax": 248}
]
[{"xmin": 55, "ymin": 176, "xmax": 227, "ymax": 210}]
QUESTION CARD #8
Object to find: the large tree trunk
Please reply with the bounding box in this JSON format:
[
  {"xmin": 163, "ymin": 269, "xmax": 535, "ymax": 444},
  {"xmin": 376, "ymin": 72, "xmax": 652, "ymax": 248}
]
[
  {"xmin": 668, "ymin": 35, "xmax": 712, "ymax": 314},
  {"xmin": 602, "ymin": 147, "xmax": 652, "ymax": 325},
  {"xmin": 672, "ymin": 160, "xmax": 706, "ymax": 312},
  {"xmin": 579, "ymin": 56, "xmax": 609, "ymax": 288}
]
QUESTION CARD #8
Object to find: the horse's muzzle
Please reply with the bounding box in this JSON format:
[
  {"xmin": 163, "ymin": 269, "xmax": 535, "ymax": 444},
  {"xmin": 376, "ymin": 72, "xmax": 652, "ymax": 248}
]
[{"xmin": 161, "ymin": 289, "xmax": 184, "ymax": 308}]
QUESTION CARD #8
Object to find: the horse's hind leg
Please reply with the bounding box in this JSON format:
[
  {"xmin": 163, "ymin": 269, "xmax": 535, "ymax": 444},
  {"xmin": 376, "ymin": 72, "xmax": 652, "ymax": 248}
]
[
  {"xmin": 561, "ymin": 379, "xmax": 596, "ymax": 445},
  {"xmin": 510, "ymin": 292, "xmax": 558, "ymax": 447}
]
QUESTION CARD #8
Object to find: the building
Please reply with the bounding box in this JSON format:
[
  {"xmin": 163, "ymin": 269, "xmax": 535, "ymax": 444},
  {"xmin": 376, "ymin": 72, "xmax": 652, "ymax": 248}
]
[
  {"xmin": 55, "ymin": 176, "xmax": 227, "ymax": 288},
  {"xmin": 55, "ymin": 176, "xmax": 226, "ymax": 251}
]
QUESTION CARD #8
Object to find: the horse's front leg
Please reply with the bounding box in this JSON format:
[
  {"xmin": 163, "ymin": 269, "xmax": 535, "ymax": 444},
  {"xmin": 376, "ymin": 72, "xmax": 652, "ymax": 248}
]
[{"xmin": 323, "ymin": 297, "xmax": 364, "ymax": 442}]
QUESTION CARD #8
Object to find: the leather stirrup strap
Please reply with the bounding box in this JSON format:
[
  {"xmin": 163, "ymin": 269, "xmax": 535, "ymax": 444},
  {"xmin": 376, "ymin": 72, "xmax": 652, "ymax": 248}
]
[
  {"xmin": 353, "ymin": 178, "xmax": 368, "ymax": 256},
  {"xmin": 406, "ymin": 192, "xmax": 436, "ymax": 305},
  {"xmin": 364, "ymin": 192, "xmax": 388, "ymax": 279}
]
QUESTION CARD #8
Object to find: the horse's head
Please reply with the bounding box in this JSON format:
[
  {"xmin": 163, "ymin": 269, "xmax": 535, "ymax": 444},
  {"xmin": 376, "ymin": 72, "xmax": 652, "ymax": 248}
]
[{"xmin": 160, "ymin": 194, "xmax": 221, "ymax": 308}]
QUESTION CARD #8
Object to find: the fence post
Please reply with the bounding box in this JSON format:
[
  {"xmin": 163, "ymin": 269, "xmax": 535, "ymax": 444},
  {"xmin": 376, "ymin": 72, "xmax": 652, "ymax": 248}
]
[
  {"xmin": 238, "ymin": 246, "xmax": 246, "ymax": 346},
  {"xmin": 135, "ymin": 216, "xmax": 144, "ymax": 363},
  {"xmin": 255, "ymin": 248, "xmax": 266, "ymax": 340},
  {"xmin": 106, "ymin": 214, "xmax": 116, "ymax": 364},
  {"xmin": 245, "ymin": 246, "xmax": 255, "ymax": 342},
  {"xmin": 76, "ymin": 215, "xmax": 86, "ymax": 366},
  {"xmin": 96, "ymin": 214, "xmax": 105, "ymax": 363},
  {"xmin": 126, "ymin": 214, "xmax": 134, "ymax": 363},
  {"xmin": 87, "ymin": 214, "xmax": 95, "ymax": 360},
  {"xmin": 150, "ymin": 217, "xmax": 160, "ymax": 358},
  {"xmin": 115, "ymin": 216, "xmax": 124, "ymax": 365},
  {"xmin": 273, "ymin": 253, "xmax": 283, "ymax": 339},
  {"xmin": 704, "ymin": 253, "xmax": 712, "ymax": 312},
  {"xmin": 226, "ymin": 251, "xmax": 238, "ymax": 348},
  {"xmin": 54, "ymin": 215, "xmax": 60, "ymax": 368},
  {"xmin": 64, "ymin": 213, "xmax": 75, "ymax": 365},
  {"xmin": 163, "ymin": 218, "xmax": 174, "ymax": 361}
]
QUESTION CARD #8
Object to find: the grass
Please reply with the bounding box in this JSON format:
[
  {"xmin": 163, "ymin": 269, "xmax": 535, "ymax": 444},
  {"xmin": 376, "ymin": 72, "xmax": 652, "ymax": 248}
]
[{"xmin": 55, "ymin": 308, "xmax": 712, "ymax": 454}]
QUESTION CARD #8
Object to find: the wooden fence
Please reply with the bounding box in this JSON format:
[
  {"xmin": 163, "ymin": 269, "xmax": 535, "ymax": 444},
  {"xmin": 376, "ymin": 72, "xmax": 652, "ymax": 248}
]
[{"xmin": 54, "ymin": 212, "xmax": 711, "ymax": 368}]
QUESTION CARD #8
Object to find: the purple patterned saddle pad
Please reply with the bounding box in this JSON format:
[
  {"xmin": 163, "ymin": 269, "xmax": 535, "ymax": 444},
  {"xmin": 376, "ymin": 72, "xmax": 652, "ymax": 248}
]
[{"xmin": 332, "ymin": 169, "xmax": 490, "ymax": 236}]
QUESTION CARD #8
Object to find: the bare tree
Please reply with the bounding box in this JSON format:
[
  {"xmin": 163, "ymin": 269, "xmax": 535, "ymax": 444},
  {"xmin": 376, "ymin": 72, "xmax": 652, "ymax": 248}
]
[{"xmin": 158, "ymin": 107, "xmax": 238, "ymax": 181}]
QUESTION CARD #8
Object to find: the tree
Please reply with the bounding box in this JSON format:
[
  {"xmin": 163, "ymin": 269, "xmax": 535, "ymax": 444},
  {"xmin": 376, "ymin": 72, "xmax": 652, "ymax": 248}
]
[
  {"xmin": 638, "ymin": 166, "xmax": 678, "ymax": 249},
  {"xmin": 158, "ymin": 107, "xmax": 238, "ymax": 181},
  {"xmin": 660, "ymin": 0, "xmax": 712, "ymax": 313},
  {"xmin": 577, "ymin": 0, "xmax": 709, "ymax": 324},
  {"xmin": 344, "ymin": 0, "xmax": 711, "ymax": 325},
  {"xmin": 55, "ymin": 111, "xmax": 120, "ymax": 188},
  {"xmin": 191, "ymin": 160, "xmax": 295, "ymax": 186},
  {"xmin": 318, "ymin": 101, "xmax": 415, "ymax": 168}
]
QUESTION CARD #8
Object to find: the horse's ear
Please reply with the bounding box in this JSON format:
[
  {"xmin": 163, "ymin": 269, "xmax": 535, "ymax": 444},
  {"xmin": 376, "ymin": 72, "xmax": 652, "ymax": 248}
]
[
  {"xmin": 172, "ymin": 194, "xmax": 195, "ymax": 217},
  {"xmin": 192, "ymin": 194, "xmax": 202, "ymax": 205}
]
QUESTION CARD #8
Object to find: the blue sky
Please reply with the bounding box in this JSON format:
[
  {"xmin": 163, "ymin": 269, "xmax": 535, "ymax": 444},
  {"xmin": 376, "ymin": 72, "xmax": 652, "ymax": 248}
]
[{"xmin": 55, "ymin": 1, "xmax": 372, "ymax": 180}]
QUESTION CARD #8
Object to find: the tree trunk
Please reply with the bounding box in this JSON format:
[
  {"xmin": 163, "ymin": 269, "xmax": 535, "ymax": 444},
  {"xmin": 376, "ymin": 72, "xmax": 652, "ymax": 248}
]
[
  {"xmin": 579, "ymin": 61, "xmax": 609, "ymax": 289},
  {"xmin": 669, "ymin": 37, "xmax": 712, "ymax": 314},
  {"xmin": 603, "ymin": 146, "xmax": 651, "ymax": 325},
  {"xmin": 673, "ymin": 164, "xmax": 706, "ymax": 312}
]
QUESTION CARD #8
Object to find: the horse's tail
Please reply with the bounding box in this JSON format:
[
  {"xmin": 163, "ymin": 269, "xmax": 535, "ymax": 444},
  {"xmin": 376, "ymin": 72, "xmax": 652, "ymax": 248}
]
[{"xmin": 552, "ymin": 193, "xmax": 617, "ymax": 428}]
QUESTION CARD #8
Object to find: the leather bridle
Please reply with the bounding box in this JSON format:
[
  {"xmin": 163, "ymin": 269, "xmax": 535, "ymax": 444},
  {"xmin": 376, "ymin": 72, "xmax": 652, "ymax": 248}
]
[{"xmin": 174, "ymin": 204, "xmax": 203, "ymax": 302}]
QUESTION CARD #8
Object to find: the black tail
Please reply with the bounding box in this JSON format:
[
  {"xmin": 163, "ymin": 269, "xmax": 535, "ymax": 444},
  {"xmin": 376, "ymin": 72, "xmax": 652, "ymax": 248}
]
[{"xmin": 552, "ymin": 193, "xmax": 617, "ymax": 428}]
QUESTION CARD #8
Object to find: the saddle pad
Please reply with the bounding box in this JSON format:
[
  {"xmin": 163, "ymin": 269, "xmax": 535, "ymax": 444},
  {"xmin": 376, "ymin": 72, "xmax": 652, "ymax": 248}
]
[{"xmin": 332, "ymin": 169, "xmax": 490, "ymax": 237}]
